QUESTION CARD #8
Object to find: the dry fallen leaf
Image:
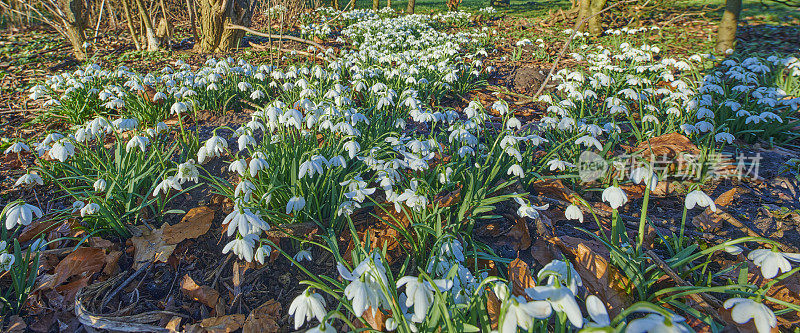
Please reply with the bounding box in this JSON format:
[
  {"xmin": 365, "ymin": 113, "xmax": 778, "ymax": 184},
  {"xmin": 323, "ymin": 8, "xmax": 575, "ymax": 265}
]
[
  {"xmin": 130, "ymin": 226, "xmax": 177, "ymax": 269},
  {"xmin": 197, "ymin": 314, "xmax": 246, "ymax": 333},
  {"xmin": 360, "ymin": 307, "xmax": 387, "ymax": 330},
  {"xmin": 181, "ymin": 274, "xmax": 220, "ymax": 309},
  {"xmin": 6, "ymin": 315, "xmax": 27, "ymax": 333},
  {"xmin": 242, "ymin": 299, "xmax": 281, "ymax": 333},
  {"xmin": 570, "ymin": 243, "xmax": 632, "ymax": 317},
  {"xmin": 162, "ymin": 206, "xmax": 215, "ymax": 244},
  {"xmin": 508, "ymin": 258, "xmax": 536, "ymax": 298},
  {"xmin": 52, "ymin": 247, "xmax": 106, "ymax": 287}
]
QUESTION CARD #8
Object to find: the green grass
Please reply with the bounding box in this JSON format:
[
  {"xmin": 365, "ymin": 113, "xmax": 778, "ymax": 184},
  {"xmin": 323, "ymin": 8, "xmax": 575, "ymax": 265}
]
[{"xmin": 350, "ymin": 0, "xmax": 571, "ymax": 17}]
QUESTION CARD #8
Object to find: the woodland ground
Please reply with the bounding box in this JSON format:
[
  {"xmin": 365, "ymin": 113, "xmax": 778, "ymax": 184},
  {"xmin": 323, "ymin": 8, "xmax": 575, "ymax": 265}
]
[{"xmin": 0, "ymin": 0, "xmax": 799, "ymax": 332}]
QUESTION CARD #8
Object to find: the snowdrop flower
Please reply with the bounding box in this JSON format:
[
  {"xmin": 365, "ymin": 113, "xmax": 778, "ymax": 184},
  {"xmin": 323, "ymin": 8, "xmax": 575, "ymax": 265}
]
[
  {"xmin": 0, "ymin": 253, "xmax": 15, "ymax": 271},
  {"xmin": 715, "ymin": 132, "xmax": 735, "ymax": 144},
  {"xmin": 630, "ymin": 167, "xmax": 658, "ymax": 191},
  {"xmin": 249, "ymin": 157, "xmax": 269, "ymax": 178},
  {"xmin": 507, "ymin": 164, "xmax": 524, "ymax": 178},
  {"xmin": 176, "ymin": 160, "xmax": 199, "ymax": 183},
  {"xmin": 500, "ymin": 295, "xmax": 552, "ymax": 333},
  {"xmin": 125, "ymin": 135, "xmax": 150, "ymax": 153},
  {"xmin": 4, "ymin": 142, "xmax": 30, "ymax": 154},
  {"xmin": 4, "ymin": 201, "xmax": 43, "ymax": 229},
  {"xmin": 93, "ymin": 178, "xmax": 107, "ymax": 192},
  {"xmin": 397, "ymin": 276, "xmax": 453, "ymax": 322},
  {"xmin": 575, "ymin": 135, "xmax": 603, "ymax": 151},
  {"xmin": 288, "ymin": 288, "xmax": 327, "ymax": 329},
  {"xmin": 723, "ymin": 298, "xmax": 777, "ymax": 333},
  {"xmin": 685, "ymin": 190, "xmax": 716, "ymax": 212},
  {"xmin": 254, "ymin": 244, "xmax": 272, "ymax": 265},
  {"xmin": 306, "ymin": 322, "xmax": 336, "ymax": 333},
  {"xmin": 171, "ymin": 101, "xmax": 188, "ymax": 114},
  {"xmin": 14, "ymin": 173, "xmax": 43, "ymax": 187},
  {"xmin": 747, "ymin": 249, "xmax": 800, "ymax": 279},
  {"xmin": 514, "ymin": 197, "xmax": 548, "ymax": 220},
  {"xmin": 564, "ymin": 204, "xmax": 583, "ymax": 223},
  {"xmin": 293, "ymin": 249, "xmax": 312, "ymax": 263},
  {"xmin": 547, "ymin": 159, "xmax": 575, "ymax": 172},
  {"xmin": 224, "ymin": 206, "xmax": 270, "ymax": 236},
  {"xmin": 602, "ymin": 186, "xmax": 628, "ymax": 209},
  {"xmin": 526, "ymin": 285, "xmax": 583, "ymax": 328},
  {"xmin": 153, "ymin": 176, "xmax": 182, "ymax": 196},
  {"xmin": 585, "ymin": 295, "xmax": 610, "ymax": 327},
  {"xmin": 80, "ymin": 202, "xmax": 100, "ymax": 217},
  {"xmin": 492, "ymin": 100, "xmax": 509, "ymax": 115},
  {"xmin": 625, "ymin": 313, "xmax": 691, "ymax": 333},
  {"xmin": 228, "ymin": 159, "xmax": 248, "ymax": 177},
  {"xmin": 286, "ymin": 196, "xmax": 306, "ymax": 214},
  {"xmin": 222, "ymin": 233, "xmax": 258, "ymax": 262},
  {"xmin": 49, "ymin": 140, "xmax": 75, "ymax": 162}
]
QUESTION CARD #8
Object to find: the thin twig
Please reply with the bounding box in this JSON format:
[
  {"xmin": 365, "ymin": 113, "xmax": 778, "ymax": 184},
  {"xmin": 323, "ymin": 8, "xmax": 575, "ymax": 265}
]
[{"xmin": 225, "ymin": 23, "xmax": 328, "ymax": 51}]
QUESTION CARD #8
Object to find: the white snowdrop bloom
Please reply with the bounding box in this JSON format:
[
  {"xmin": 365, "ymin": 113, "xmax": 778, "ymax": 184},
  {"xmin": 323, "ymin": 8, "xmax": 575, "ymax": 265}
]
[
  {"xmin": 507, "ymin": 164, "xmax": 524, "ymax": 178},
  {"xmin": 500, "ymin": 295, "xmax": 552, "ymax": 333},
  {"xmin": 565, "ymin": 204, "xmax": 583, "ymax": 223},
  {"xmin": 723, "ymin": 298, "xmax": 777, "ymax": 333},
  {"xmin": 642, "ymin": 114, "xmax": 659, "ymax": 125},
  {"xmin": 547, "ymin": 159, "xmax": 575, "ymax": 172},
  {"xmin": 254, "ymin": 244, "xmax": 271, "ymax": 265},
  {"xmin": 338, "ymin": 255, "xmax": 391, "ymax": 317},
  {"xmin": 153, "ymin": 176, "xmax": 182, "ymax": 196},
  {"xmin": 289, "ymin": 288, "xmax": 327, "ymax": 330},
  {"xmin": 176, "ymin": 160, "xmax": 199, "ymax": 183},
  {"xmin": 585, "ymin": 295, "xmax": 610, "ymax": 327},
  {"xmin": 125, "ymin": 136, "xmax": 150, "ymax": 153},
  {"xmin": 228, "ymin": 159, "xmax": 248, "ymax": 177},
  {"xmin": 506, "ymin": 117, "xmax": 522, "ymax": 130},
  {"xmin": 224, "ymin": 205, "xmax": 269, "ymax": 236},
  {"xmin": 249, "ymin": 157, "xmax": 269, "ymax": 178},
  {"xmin": 458, "ymin": 146, "xmax": 475, "ymax": 157},
  {"xmin": 170, "ymin": 101, "xmax": 188, "ymax": 114},
  {"xmin": 328, "ymin": 155, "xmax": 346, "ymax": 168},
  {"xmin": 49, "ymin": 140, "xmax": 75, "ymax": 162},
  {"xmin": 93, "ymin": 178, "xmax": 107, "ymax": 192},
  {"xmin": 152, "ymin": 91, "xmax": 167, "ymax": 102},
  {"xmin": 685, "ymin": 190, "xmax": 716, "ymax": 212},
  {"xmin": 234, "ymin": 180, "xmax": 255, "ymax": 202},
  {"xmin": 299, "ymin": 158, "xmax": 325, "ymax": 179},
  {"xmin": 514, "ymin": 197, "xmax": 548, "ymax": 220},
  {"xmin": 4, "ymin": 201, "xmax": 43, "ymax": 229},
  {"xmin": 203, "ymin": 135, "xmax": 228, "ymax": 160},
  {"xmin": 286, "ymin": 196, "xmax": 306, "ymax": 215},
  {"xmin": 715, "ymin": 132, "xmax": 735, "ymax": 144},
  {"xmin": 222, "ymin": 233, "xmax": 258, "ymax": 262},
  {"xmin": 237, "ymin": 134, "xmax": 256, "ymax": 151},
  {"xmin": 625, "ymin": 314, "xmax": 691, "ymax": 333},
  {"xmin": 397, "ymin": 276, "xmax": 452, "ymax": 323},
  {"xmin": 695, "ymin": 121, "xmax": 714, "ymax": 133},
  {"xmin": 680, "ymin": 124, "xmax": 698, "ymax": 135},
  {"xmin": 0, "ymin": 253, "xmax": 15, "ymax": 271},
  {"xmin": 250, "ymin": 89, "xmax": 265, "ymax": 100},
  {"xmin": 342, "ymin": 139, "xmax": 361, "ymax": 158},
  {"xmin": 293, "ymin": 249, "xmax": 312, "ymax": 264},
  {"xmin": 71, "ymin": 201, "xmax": 85, "ymax": 214},
  {"xmin": 724, "ymin": 245, "xmax": 743, "ymax": 255},
  {"xmin": 237, "ymin": 82, "xmax": 252, "ymax": 91},
  {"xmin": 14, "ymin": 173, "xmax": 43, "ymax": 187},
  {"xmin": 80, "ymin": 202, "xmax": 100, "ymax": 217},
  {"xmin": 4, "ymin": 142, "xmax": 30, "ymax": 154},
  {"xmin": 492, "ymin": 100, "xmax": 509, "ymax": 115},
  {"xmin": 630, "ymin": 167, "xmax": 658, "ymax": 191},
  {"xmin": 526, "ymin": 285, "xmax": 583, "ymax": 328},
  {"xmin": 747, "ymin": 249, "xmax": 800, "ymax": 279},
  {"xmin": 575, "ymin": 135, "xmax": 603, "ymax": 151},
  {"xmin": 602, "ymin": 186, "xmax": 628, "ymax": 209},
  {"xmin": 113, "ymin": 118, "xmax": 138, "ymax": 131}
]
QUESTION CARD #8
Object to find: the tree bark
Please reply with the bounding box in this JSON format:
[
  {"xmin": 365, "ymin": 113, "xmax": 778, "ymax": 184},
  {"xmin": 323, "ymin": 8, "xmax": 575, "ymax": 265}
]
[
  {"xmin": 576, "ymin": 0, "xmax": 591, "ymax": 31},
  {"xmin": 405, "ymin": 0, "xmax": 415, "ymax": 13},
  {"xmin": 372, "ymin": 0, "xmax": 378, "ymax": 10},
  {"xmin": 61, "ymin": 0, "xmax": 89, "ymax": 60},
  {"xmin": 587, "ymin": 0, "xmax": 607, "ymax": 35},
  {"xmin": 194, "ymin": 0, "xmax": 253, "ymax": 53},
  {"xmin": 121, "ymin": 0, "xmax": 142, "ymax": 50},
  {"xmin": 133, "ymin": 0, "xmax": 160, "ymax": 50},
  {"xmin": 715, "ymin": 0, "xmax": 742, "ymax": 54}
]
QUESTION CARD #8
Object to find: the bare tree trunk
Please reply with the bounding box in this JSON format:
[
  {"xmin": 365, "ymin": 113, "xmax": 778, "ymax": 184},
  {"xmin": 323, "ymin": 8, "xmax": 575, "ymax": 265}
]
[
  {"xmin": 194, "ymin": 0, "xmax": 253, "ymax": 52},
  {"xmin": 61, "ymin": 0, "xmax": 89, "ymax": 60},
  {"xmin": 133, "ymin": 0, "xmax": 160, "ymax": 50},
  {"xmin": 372, "ymin": 0, "xmax": 378, "ymax": 10},
  {"xmin": 386, "ymin": 0, "xmax": 391, "ymax": 8},
  {"xmin": 405, "ymin": 0, "xmax": 415, "ymax": 13},
  {"xmin": 715, "ymin": 0, "xmax": 742, "ymax": 54},
  {"xmin": 186, "ymin": 0, "xmax": 199, "ymax": 43},
  {"xmin": 576, "ymin": 0, "xmax": 590, "ymax": 31},
  {"xmin": 121, "ymin": 0, "xmax": 142, "ymax": 50},
  {"xmin": 587, "ymin": 0, "xmax": 607, "ymax": 35}
]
